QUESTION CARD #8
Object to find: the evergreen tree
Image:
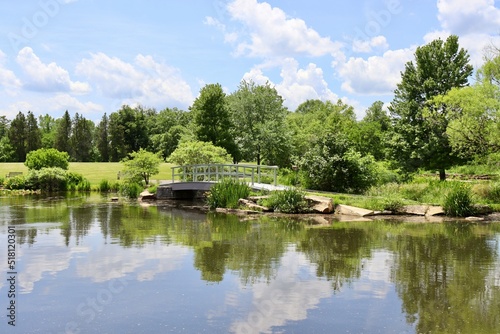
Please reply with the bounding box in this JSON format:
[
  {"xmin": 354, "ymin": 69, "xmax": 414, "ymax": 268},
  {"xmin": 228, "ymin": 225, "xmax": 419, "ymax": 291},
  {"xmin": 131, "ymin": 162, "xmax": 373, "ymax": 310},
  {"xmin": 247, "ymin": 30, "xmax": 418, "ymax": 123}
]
[
  {"xmin": 71, "ymin": 113, "xmax": 94, "ymax": 161},
  {"xmin": 26, "ymin": 111, "xmax": 42, "ymax": 153},
  {"xmin": 55, "ymin": 110, "xmax": 72, "ymax": 155},
  {"xmin": 96, "ymin": 113, "xmax": 110, "ymax": 162},
  {"xmin": 8, "ymin": 112, "xmax": 27, "ymax": 162}
]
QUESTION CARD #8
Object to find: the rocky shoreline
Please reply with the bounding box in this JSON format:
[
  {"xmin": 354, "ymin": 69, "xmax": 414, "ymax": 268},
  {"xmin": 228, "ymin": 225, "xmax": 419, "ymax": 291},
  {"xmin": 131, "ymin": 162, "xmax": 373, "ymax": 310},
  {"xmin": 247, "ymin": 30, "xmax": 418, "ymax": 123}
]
[{"xmin": 139, "ymin": 191, "xmax": 500, "ymax": 223}]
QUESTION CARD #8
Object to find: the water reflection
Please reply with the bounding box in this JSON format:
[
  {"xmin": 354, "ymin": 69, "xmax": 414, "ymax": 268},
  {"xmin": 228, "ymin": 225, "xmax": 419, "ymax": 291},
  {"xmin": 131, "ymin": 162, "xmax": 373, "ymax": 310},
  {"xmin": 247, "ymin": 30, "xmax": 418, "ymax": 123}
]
[{"xmin": 0, "ymin": 196, "xmax": 499, "ymax": 333}]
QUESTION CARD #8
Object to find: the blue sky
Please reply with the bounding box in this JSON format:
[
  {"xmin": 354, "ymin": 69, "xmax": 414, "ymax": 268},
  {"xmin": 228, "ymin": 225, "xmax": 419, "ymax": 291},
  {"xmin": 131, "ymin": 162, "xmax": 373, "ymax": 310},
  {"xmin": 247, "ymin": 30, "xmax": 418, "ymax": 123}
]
[{"xmin": 0, "ymin": 0, "xmax": 499, "ymax": 121}]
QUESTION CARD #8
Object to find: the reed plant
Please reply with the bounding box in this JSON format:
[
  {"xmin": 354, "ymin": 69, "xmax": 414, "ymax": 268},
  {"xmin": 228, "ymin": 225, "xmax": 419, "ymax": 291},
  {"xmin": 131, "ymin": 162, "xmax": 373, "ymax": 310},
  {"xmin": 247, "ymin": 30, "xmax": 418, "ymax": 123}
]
[
  {"xmin": 260, "ymin": 188, "xmax": 308, "ymax": 213},
  {"xmin": 206, "ymin": 178, "xmax": 251, "ymax": 209}
]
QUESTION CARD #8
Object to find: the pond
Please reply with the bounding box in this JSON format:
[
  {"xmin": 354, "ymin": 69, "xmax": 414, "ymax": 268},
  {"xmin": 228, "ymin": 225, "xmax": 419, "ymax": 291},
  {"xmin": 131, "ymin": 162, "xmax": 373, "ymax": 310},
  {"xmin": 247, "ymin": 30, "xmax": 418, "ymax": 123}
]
[{"xmin": 1, "ymin": 194, "xmax": 500, "ymax": 334}]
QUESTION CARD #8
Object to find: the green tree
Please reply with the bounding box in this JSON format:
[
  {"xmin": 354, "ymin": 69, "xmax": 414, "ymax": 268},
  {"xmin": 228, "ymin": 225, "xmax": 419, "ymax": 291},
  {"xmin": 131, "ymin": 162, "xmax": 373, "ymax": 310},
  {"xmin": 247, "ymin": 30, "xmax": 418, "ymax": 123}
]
[
  {"xmin": 0, "ymin": 116, "xmax": 9, "ymax": 139},
  {"xmin": 38, "ymin": 114, "xmax": 57, "ymax": 148},
  {"xmin": 389, "ymin": 35, "xmax": 473, "ymax": 180},
  {"xmin": 26, "ymin": 111, "xmax": 42, "ymax": 153},
  {"xmin": 96, "ymin": 113, "xmax": 110, "ymax": 162},
  {"xmin": 353, "ymin": 101, "xmax": 391, "ymax": 160},
  {"xmin": 0, "ymin": 137, "xmax": 14, "ymax": 162},
  {"xmin": 122, "ymin": 148, "xmax": 163, "ymax": 185},
  {"xmin": 227, "ymin": 80, "xmax": 291, "ymax": 166},
  {"xmin": 298, "ymin": 133, "xmax": 378, "ymax": 193},
  {"xmin": 287, "ymin": 99, "xmax": 357, "ymax": 159},
  {"xmin": 148, "ymin": 108, "xmax": 192, "ymax": 159},
  {"xmin": 71, "ymin": 113, "xmax": 94, "ymax": 162},
  {"xmin": 435, "ymin": 82, "xmax": 500, "ymax": 158},
  {"xmin": 108, "ymin": 105, "xmax": 150, "ymax": 161},
  {"xmin": 54, "ymin": 110, "xmax": 72, "ymax": 155},
  {"xmin": 24, "ymin": 148, "xmax": 70, "ymax": 170},
  {"xmin": 167, "ymin": 140, "xmax": 231, "ymax": 166},
  {"xmin": 192, "ymin": 83, "xmax": 238, "ymax": 160},
  {"xmin": 8, "ymin": 111, "xmax": 27, "ymax": 162}
]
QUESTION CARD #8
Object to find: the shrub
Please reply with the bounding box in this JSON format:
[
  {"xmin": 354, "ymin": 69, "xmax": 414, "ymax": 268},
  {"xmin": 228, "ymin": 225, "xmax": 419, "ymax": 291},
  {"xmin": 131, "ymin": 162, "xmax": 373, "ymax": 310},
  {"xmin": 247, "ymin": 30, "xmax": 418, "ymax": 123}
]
[
  {"xmin": 99, "ymin": 180, "xmax": 111, "ymax": 192},
  {"xmin": 25, "ymin": 148, "xmax": 69, "ymax": 170},
  {"xmin": 487, "ymin": 183, "xmax": 500, "ymax": 203},
  {"xmin": 299, "ymin": 134, "xmax": 378, "ymax": 193},
  {"xmin": 5, "ymin": 175, "xmax": 27, "ymax": 190},
  {"xmin": 0, "ymin": 176, "xmax": 4, "ymax": 187},
  {"xmin": 383, "ymin": 197, "xmax": 405, "ymax": 212},
  {"xmin": 110, "ymin": 182, "xmax": 121, "ymax": 193},
  {"xmin": 120, "ymin": 182, "xmax": 143, "ymax": 199},
  {"xmin": 77, "ymin": 179, "xmax": 91, "ymax": 192},
  {"xmin": 148, "ymin": 184, "xmax": 158, "ymax": 194},
  {"xmin": 27, "ymin": 168, "xmax": 68, "ymax": 192},
  {"xmin": 443, "ymin": 184, "xmax": 476, "ymax": 217},
  {"xmin": 206, "ymin": 178, "xmax": 250, "ymax": 209},
  {"xmin": 278, "ymin": 168, "xmax": 301, "ymax": 186},
  {"xmin": 260, "ymin": 188, "xmax": 308, "ymax": 213}
]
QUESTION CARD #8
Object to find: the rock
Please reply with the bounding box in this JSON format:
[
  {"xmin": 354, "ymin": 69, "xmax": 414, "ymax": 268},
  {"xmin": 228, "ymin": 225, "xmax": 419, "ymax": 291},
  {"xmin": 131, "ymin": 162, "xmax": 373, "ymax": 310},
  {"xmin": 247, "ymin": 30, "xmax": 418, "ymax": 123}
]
[
  {"xmin": 465, "ymin": 216, "xmax": 485, "ymax": 221},
  {"xmin": 335, "ymin": 204, "xmax": 374, "ymax": 217},
  {"xmin": 305, "ymin": 195, "xmax": 334, "ymax": 213},
  {"xmin": 399, "ymin": 205, "xmax": 428, "ymax": 216},
  {"xmin": 238, "ymin": 198, "xmax": 271, "ymax": 212},
  {"xmin": 426, "ymin": 206, "xmax": 445, "ymax": 216},
  {"xmin": 139, "ymin": 190, "xmax": 156, "ymax": 201},
  {"xmin": 398, "ymin": 205, "xmax": 444, "ymax": 216}
]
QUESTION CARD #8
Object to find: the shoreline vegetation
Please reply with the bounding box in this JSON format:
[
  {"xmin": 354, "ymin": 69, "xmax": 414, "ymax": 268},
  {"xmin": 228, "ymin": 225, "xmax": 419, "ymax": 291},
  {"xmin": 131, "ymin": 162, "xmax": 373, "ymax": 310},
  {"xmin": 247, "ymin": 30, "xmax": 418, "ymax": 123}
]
[{"xmin": 1, "ymin": 159, "xmax": 499, "ymax": 220}]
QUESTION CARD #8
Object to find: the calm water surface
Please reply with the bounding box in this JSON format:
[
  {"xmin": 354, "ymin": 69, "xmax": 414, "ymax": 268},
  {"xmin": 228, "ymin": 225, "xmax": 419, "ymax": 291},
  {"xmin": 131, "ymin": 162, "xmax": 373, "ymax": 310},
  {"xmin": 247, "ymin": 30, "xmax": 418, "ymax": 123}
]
[{"xmin": 0, "ymin": 195, "xmax": 499, "ymax": 334}]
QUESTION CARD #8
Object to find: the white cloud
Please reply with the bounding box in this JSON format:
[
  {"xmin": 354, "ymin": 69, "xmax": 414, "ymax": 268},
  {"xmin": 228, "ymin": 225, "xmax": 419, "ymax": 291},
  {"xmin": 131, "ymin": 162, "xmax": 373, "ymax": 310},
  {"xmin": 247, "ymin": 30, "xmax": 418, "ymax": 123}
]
[
  {"xmin": 226, "ymin": 0, "xmax": 343, "ymax": 58},
  {"xmin": 76, "ymin": 53, "xmax": 194, "ymax": 108},
  {"xmin": 0, "ymin": 49, "xmax": 22, "ymax": 94},
  {"xmin": 16, "ymin": 47, "xmax": 90, "ymax": 94},
  {"xmin": 276, "ymin": 59, "xmax": 339, "ymax": 110},
  {"xmin": 242, "ymin": 58, "xmax": 340, "ymax": 111},
  {"xmin": 352, "ymin": 35, "xmax": 389, "ymax": 53},
  {"xmin": 337, "ymin": 48, "xmax": 415, "ymax": 95},
  {"xmin": 437, "ymin": 0, "xmax": 500, "ymax": 35},
  {"xmin": 45, "ymin": 93, "xmax": 103, "ymax": 115},
  {"xmin": 230, "ymin": 249, "xmax": 332, "ymax": 334},
  {"xmin": 204, "ymin": 16, "xmax": 238, "ymax": 43}
]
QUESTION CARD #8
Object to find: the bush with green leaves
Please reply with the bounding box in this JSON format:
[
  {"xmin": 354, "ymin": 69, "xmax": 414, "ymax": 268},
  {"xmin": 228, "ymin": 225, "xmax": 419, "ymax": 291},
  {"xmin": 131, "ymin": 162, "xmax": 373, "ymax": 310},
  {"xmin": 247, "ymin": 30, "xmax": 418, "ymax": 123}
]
[
  {"xmin": 278, "ymin": 168, "xmax": 301, "ymax": 186},
  {"xmin": 5, "ymin": 175, "xmax": 27, "ymax": 190},
  {"xmin": 120, "ymin": 181, "xmax": 143, "ymax": 199},
  {"xmin": 168, "ymin": 140, "xmax": 232, "ymax": 166},
  {"xmin": 298, "ymin": 134, "xmax": 378, "ymax": 193},
  {"xmin": 25, "ymin": 148, "xmax": 69, "ymax": 170},
  {"xmin": 99, "ymin": 179, "xmax": 111, "ymax": 192},
  {"xmin": 260, "ymin": 188, "xmax": 308, "ymax": 213},
  {"xmin": 206, "ymin": 178, "xmax": 250, "ymax": 209},
  {"xmin": 121, "ymin": 149, "xmax": 163, "ymax": 185},
  {"xmin": 443, "ymin": 184, "xmax": 476, "ymax": 217},
  {"xmin": 26, "ymin": 168, "xmax": 68, "ymax": 192}
]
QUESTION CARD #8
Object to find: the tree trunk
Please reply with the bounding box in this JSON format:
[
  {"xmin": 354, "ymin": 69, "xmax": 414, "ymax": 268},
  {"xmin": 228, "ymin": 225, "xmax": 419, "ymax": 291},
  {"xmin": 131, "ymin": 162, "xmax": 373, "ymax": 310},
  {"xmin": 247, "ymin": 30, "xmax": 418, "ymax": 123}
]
[{"xmin": 439, "ymin": 169, "xmax": 446, "ymax": 181}]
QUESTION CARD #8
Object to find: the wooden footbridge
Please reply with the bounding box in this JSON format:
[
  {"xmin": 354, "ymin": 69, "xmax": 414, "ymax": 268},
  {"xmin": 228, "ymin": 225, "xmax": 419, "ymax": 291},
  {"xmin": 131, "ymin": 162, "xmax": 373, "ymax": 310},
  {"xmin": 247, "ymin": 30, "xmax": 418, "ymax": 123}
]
[{"xmin": 157, "ymin": 164, "xmax": 286, "ymax": 199}]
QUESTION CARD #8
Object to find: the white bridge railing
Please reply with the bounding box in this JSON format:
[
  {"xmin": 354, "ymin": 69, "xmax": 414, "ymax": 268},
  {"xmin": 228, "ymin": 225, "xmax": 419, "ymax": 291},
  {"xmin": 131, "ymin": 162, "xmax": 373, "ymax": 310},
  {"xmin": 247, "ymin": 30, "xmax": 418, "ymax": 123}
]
[{"xmin": 171, "ymin": 164, "xmax": 279, "ymax": 186}]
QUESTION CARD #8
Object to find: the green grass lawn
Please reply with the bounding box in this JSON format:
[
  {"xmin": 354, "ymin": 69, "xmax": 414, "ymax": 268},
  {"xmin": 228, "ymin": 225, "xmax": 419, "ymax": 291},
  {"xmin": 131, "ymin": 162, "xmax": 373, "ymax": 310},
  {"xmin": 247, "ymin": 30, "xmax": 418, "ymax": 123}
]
[{"xmin": 0, "ymin": 162, "xmax": 175, "ymax": 185}]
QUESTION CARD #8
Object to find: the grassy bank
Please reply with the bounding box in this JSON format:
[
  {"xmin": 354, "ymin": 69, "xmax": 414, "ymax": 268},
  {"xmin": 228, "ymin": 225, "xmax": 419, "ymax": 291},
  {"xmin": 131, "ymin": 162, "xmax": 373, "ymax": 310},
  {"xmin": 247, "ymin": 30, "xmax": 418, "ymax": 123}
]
[{"xmin": 0, "ymin": 162, "xmax": 175, "ymax": 186}]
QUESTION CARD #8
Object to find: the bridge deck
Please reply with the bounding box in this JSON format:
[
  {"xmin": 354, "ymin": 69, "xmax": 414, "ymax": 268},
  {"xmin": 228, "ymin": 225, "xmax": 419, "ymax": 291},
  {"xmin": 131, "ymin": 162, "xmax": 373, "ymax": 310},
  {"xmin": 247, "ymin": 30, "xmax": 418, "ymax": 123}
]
[{"xmin": 159, "ymin": 181, "xmax": 287, "ymax": 192}]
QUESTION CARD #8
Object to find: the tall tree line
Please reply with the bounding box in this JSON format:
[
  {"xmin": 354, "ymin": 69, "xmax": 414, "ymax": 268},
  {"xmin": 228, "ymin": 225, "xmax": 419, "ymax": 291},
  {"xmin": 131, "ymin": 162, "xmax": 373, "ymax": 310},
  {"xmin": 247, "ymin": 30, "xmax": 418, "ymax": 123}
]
[{"xmin": 0, "ymin": 35, "xmax": 498, "ymax": 185}]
